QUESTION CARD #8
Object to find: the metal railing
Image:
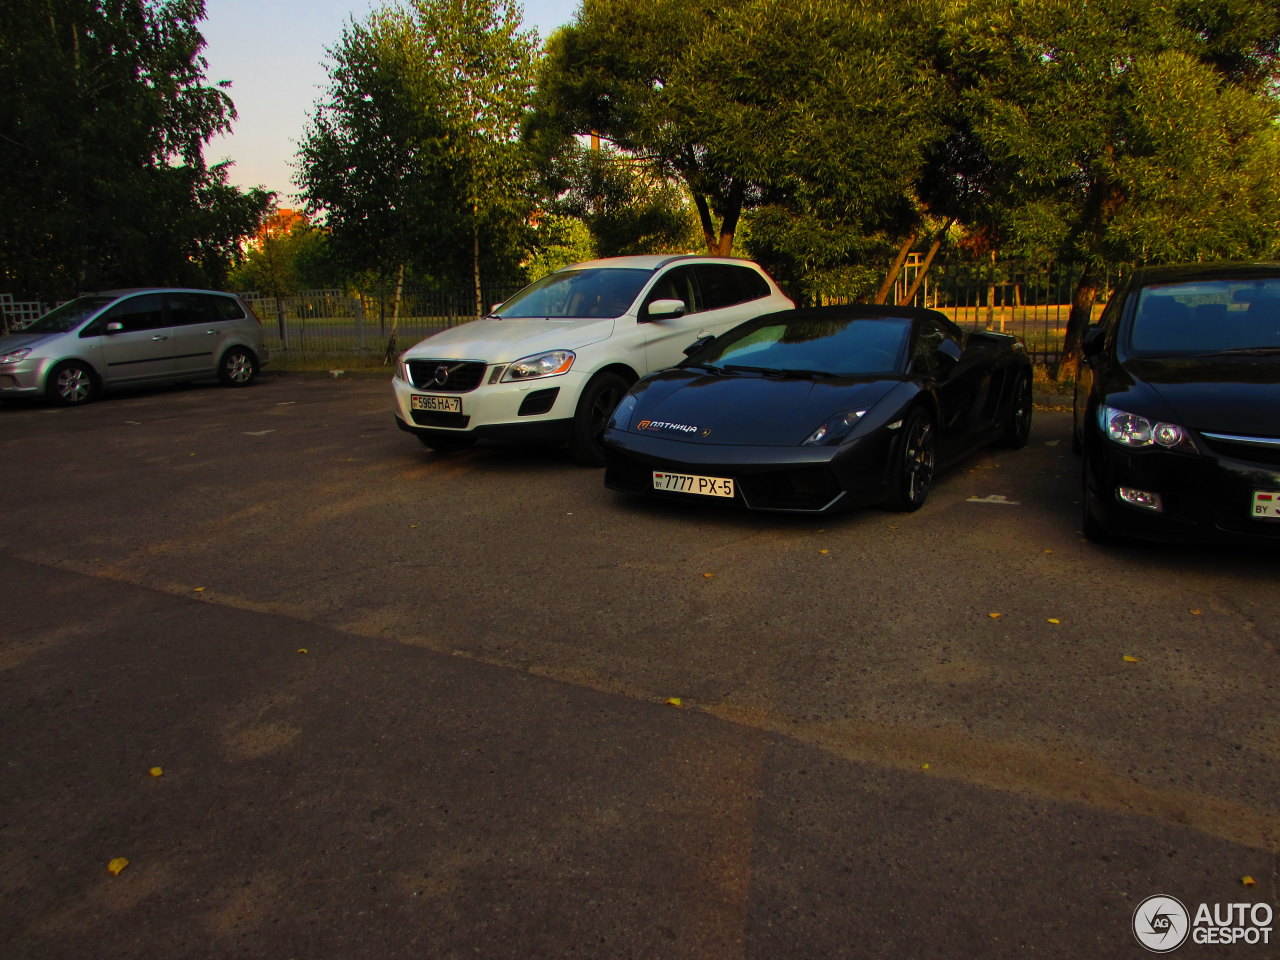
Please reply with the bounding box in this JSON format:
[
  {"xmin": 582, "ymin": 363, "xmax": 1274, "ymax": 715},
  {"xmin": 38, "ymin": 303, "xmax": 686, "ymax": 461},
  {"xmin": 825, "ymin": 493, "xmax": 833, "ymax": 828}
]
[
  {"xmin": 793, "ymin": 260, "xmax": 1122, "ymax": 366},
  {"xmin": 226, "ymin": 261, "xmax": 1119, "ymax": 366},
  {"xmin": 242, "ymin": 283, "xmax": 526, "ymax": 360},
  {"xmin": 1, "ymin": 294, "xmax": 50, "ymax": 334}
]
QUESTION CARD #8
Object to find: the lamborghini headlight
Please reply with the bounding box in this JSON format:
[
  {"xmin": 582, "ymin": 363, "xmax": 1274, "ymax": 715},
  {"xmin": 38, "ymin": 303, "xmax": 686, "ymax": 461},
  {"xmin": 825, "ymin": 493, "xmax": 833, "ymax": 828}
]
[{"xmin": 803, "ymin": 409, "xmax": 866, "ymax": 446}]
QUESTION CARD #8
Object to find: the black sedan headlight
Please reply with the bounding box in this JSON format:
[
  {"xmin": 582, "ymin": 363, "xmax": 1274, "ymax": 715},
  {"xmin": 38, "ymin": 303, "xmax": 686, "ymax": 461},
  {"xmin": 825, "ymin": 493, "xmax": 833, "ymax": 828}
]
[{"xmin": 1097, "ymin": 404, "xmax": 1197, "ymax": 453}]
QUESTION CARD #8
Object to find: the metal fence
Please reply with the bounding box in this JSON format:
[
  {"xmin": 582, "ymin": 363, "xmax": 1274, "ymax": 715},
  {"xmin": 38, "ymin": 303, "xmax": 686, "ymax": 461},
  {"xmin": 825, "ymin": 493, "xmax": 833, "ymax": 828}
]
[
  {"xmin": 799, "ymin": 259, "xmax": 1124, "ymax": 367},
  {"xmin": 241, "ymin": 282, "xmax": 526, "ymax": 362},
  {"xmin": 2, "ymin": 261, "xmax": 1115, "ymax": 367},
  {"xmin": 1, "ymin": 294, "xmax": 50, "ymax": 334}
]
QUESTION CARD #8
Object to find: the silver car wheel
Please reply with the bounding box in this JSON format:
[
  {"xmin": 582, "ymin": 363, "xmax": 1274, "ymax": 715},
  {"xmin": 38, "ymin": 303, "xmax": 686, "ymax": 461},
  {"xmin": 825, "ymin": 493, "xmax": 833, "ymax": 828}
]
[
  {"xmin": 219, "ymin": 348, "xmax": 257, "ymax": 386},
  {"xmin": 50, "ymin": 362, "xmax": 95, "ymax": 405}
]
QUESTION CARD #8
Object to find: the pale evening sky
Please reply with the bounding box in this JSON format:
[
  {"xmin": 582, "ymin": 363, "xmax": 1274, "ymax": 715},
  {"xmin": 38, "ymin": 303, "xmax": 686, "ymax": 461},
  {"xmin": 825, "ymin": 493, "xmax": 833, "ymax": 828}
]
[{"xmin": 200, "ymin": 0, "xmax": 581, "ymax": 202}]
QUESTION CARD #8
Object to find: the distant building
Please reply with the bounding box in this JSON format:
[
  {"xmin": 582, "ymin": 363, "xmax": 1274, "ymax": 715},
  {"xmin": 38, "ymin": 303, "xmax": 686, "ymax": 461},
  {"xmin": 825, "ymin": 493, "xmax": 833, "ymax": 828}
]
[{"xmin": 253, "ymin": 208, "xmax": 309, "ymax": 246}]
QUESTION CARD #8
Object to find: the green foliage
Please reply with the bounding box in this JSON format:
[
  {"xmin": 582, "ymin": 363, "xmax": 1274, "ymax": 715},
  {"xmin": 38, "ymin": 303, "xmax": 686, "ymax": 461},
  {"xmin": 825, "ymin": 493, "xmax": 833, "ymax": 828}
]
[
  {"xmin": 936, "ymin": 0, "xmax": 1280, "ymax": 268},
  {"xmin": 531, "ymin": 0, "xmax": 947, "ymax": 262},
  {"xmin": 533, "ymin": 142, "xmax": 700, "ymax": 258},
  {"xmin": 521, "ymin": 215, "xmax": 596, "ymax": 281},
  {"xmin": 296, "ymin": 0, "xmax": 539, "ymax": 295},
  {"xmin": 0, "ymin": 0, "xmax": 271, "ymax": 300},
  {"xmin": 227, "ymin": 223, "xmax": 343, "ymax": 296}
]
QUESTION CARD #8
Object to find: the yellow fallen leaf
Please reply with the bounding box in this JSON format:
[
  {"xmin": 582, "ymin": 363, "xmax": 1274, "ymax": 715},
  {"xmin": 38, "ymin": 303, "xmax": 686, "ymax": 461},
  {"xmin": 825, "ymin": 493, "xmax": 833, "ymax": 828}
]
[
  {"xmin": 149, "ymin": 767, "xmax": 163, "ymax": 777},
  {"xmin": 818, "ymin": 549, "xmax": 830, "ymax": 555},
  {"xmin": 1189, "ymin": 608, "xmax": 1203, "ymax": 616},
  {"xmin": 107, "ymin": 857, "xmax": 129, "ymax": 876},
  {"xmin": 988, "ymin": 612, "xmax": 1002, "ymax": 619},
  {"xmin": 1043, "ymin": 549, "xmax": 1054, "ymax": 554},
  {"xmin": 1242, "ymin": 875, "xmax": 1256, "ymax": 887},
  {"xmin": 193, "ymin": 587, "xmax": 205, "ymax": 592},
  {"xmin": 1047, "ymin": 618, "xmax": 1061, "ymax": 624},
  {"xmin": 703, "ymin": 572, "xmax": 714, "ymax": 579},
  {"xmin": 665, "ymin": 697, "xmax": 682, "ymax": 706},
  {"xmin": 296, "ymin": 648, "xmax": 308, "ymax": 654},
  {"xmin": 1124, "ymin": 655, "xmax": 1140, "ymax": 663},
  {"xmin": 921, "ymin": 763, "xmax": 931, "ymax": 770}
]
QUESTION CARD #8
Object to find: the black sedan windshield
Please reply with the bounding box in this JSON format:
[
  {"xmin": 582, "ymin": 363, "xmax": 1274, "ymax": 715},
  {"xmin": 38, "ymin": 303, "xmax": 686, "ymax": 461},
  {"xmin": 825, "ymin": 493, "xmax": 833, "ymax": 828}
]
[
  {"xmin": 23, "ymin": 296, "xmax": 115, "ymax": 334},
  {"xmin": 1128, "ymin": 278, "xmax": 1280, "ymax": 355},
  {"xmin": 688, "ymin": 312, "xmax": 911, "ymax": 377},
  {"xmin": 493, "ymin": 268, "xmax": 651, "ymax": 320}
]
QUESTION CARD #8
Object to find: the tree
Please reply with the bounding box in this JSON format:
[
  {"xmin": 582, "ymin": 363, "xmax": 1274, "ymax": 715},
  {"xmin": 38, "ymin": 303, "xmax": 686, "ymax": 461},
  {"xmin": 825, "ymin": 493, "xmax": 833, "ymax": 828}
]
[
  {"xmin": 298, "ymin": 9, "xmax": 462, "ymax": 287},
  {"xmin": 298, "ymin": 0, "xmax": 538, "ymax": 356},
  {"xmin": 227, "ymin": 220, "xmax": 341, "ymax": 297},
  {"xmin": 934, "ymin": 0, "xmax": 1280, "ymax": 377},
  {"xmin": 532, "ymin": 0, "xmax": 946, "ymax": 270},
  {"xmin": 399, "ymin": 0, "xmax": 540, "ymax": 315},
  {"xmin": 530, "ymin": 139, "xmax": 700, "ymax": 258},
  {"xmin": 0, "ymin": 0, "xmax": 271, "ymax": 300},
  {"xmin": 520, "ymin": 214, "xmax": 596, "ymax": 280}
]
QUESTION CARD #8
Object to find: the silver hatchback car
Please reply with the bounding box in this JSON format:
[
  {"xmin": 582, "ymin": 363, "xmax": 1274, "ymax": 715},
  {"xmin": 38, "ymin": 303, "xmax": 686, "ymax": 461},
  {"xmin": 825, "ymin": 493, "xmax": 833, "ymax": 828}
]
[{"xmin": 0, "ymin": 288, "xmax": 269, "ymax": 405}]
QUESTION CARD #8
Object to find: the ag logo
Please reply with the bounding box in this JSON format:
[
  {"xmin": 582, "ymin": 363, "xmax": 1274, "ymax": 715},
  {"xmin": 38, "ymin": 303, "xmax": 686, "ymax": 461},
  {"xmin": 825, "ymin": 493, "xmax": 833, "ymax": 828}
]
[{"xmin": 1133, "ymin": 895, "xmax": 1190, "ymax": 953}]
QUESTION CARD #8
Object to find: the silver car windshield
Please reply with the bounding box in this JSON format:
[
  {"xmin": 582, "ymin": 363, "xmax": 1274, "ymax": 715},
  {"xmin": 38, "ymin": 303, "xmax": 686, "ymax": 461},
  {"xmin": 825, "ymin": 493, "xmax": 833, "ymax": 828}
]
[
  {"xmin": 493, "ymin": 268, "xmax": 651, "ymax": 320},
  {"xmin": 1129, "ymin": 278, "xmax": 1280, "ymax": 355},
  {"xmin": 22, "ymin": 296, "xmax": 116, "ymax": 334}
]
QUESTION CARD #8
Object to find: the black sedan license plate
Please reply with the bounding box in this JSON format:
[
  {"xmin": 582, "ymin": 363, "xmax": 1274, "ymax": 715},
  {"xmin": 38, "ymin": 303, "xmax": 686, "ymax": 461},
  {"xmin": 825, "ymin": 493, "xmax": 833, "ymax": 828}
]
[
  {"xmin": 653, "ymin": 471, "xmax": 735, "ymax": 498},
  {"xmin": 1251, "ymin": 491, "xmax": 1280, "ymax": 518},
  {"xmin": 411, "ymin": 394, "xmax": 462, "ymax": 414}
]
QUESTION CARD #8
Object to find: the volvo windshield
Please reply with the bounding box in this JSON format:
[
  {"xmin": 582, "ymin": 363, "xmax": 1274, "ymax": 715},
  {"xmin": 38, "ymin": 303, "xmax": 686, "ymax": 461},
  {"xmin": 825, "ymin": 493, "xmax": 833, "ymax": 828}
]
[{"xmin": 493, "ymin": 268, "xmax": 651, "ymax": 320}]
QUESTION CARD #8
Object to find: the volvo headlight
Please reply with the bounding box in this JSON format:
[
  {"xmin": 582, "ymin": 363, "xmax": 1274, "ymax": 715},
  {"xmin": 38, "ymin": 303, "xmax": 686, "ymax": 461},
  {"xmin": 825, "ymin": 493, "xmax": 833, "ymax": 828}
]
[
  {"xmin": 0, "ymin": 346, "xmax": 31, "ymax": 364},
  {"xmin": 501, "ymin": 350, "xmax": 575, "ymax": 381},
  {"xmin": 803, "ymin": 409, "xmax": 866, "ymax": 446},
  {"xmin": 1098, "ymin": 404, "xmax": 1196, "ymax": 452}
]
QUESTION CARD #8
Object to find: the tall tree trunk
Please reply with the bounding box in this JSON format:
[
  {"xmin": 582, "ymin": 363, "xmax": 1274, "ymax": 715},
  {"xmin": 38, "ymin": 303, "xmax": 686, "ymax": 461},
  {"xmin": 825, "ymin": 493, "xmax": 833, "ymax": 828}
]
[
  {"xmin": 692, "ymin": 194, "xmax": 717, "ymax": 254},
  {"xmin": 985, "ymin": 249, "xmax": 997, "ymax": 330},
  {"xmin": 900, "ymin": 221, "xmax": 952, "ymax": 306},
  {"xmin": 1057, "ymin": 270, "xmax": 1100, "ymax": 382},
  {"xmin": 875, "ymin": 231, "xmax": 918, "ymax": 304},
  {"xmin": 714, "ymin": 181, "xmax": 745, "ymax": 256},
  {"xmin": 472, "ymin": 206, "xmax": 482, "ymax": 318},
  {"xmin": 383, "ymin": 262, "xmax": 405, "ymax": 365}
]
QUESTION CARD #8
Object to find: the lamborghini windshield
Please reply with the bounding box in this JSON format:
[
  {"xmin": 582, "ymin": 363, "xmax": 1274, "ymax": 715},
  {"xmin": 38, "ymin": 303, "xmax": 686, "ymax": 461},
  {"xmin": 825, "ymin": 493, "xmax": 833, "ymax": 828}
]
[{"xmin": 687, "ymin": 313, "xmax": 911, "ymax": 377}]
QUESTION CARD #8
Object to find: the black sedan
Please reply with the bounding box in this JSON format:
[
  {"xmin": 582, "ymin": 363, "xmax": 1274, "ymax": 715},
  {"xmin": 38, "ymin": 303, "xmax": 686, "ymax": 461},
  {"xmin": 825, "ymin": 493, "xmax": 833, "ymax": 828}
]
[
  {"xmin": 602, "ymin": 304, "xmax": 1032, "ymax": 513},
  {"xmin": 1076, "ymin": 261, "xmax": 1280, "ymax": 543}
]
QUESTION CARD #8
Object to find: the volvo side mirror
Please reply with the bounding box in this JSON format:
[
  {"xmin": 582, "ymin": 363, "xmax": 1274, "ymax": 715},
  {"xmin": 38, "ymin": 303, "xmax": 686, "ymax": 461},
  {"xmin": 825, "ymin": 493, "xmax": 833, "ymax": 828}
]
[{"xmin": 645, "ymin": 299, "xmax": 686, "ymax": 321}]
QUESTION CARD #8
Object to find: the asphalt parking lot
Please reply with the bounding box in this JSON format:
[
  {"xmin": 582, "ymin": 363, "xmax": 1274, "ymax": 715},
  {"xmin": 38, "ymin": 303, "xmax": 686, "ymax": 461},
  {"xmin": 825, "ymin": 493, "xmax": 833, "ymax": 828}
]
[{"xmin": 2, "ymin": 373, "xmax": 1276, "ymax": 959}]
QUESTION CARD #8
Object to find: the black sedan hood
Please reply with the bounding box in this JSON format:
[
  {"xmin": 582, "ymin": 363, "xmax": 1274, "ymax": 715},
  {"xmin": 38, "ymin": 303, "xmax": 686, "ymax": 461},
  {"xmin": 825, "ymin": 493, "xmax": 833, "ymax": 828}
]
[
  {"xmin": 1121, "ymin": 356, "xmax": 1280, "ymax": 434},
  {"xmin": 621, "ymin": 369, "xmax": 901, "ymax": 446}
]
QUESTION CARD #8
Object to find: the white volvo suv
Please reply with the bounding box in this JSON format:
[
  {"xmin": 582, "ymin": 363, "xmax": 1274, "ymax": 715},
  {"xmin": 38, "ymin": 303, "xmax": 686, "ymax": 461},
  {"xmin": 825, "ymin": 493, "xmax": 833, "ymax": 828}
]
[{"xmin": 392, "ymin": 255, "xmax": 794, "ymax": 464}]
